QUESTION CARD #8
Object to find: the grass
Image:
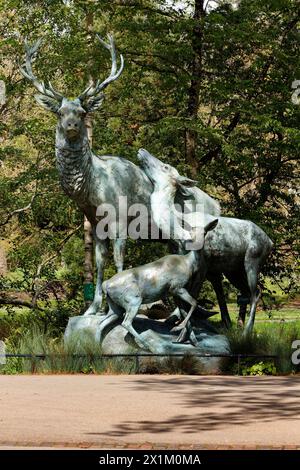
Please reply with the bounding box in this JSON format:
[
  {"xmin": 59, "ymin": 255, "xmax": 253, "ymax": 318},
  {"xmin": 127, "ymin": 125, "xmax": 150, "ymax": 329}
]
[
  {"xmin": 222, "ymin": 322, "xmax": 300, "ymax": 375},
  {"xmin": 1, "ymin": 326, "xmax": 136, "ymax": 375},
  {"xmin": 1, "ymin": 321, "xmax": 300, "ymax": 376},
  {"xmin": 209, "ymin": 303, "xmax": 300, "ymax": 325},
  {"xmin": 0, "ymin": 326, "xmax": 206, "ymax": 375},
  {"xmin": 139, "ymin": 353, "xmax": 205, "ymax": 375}
]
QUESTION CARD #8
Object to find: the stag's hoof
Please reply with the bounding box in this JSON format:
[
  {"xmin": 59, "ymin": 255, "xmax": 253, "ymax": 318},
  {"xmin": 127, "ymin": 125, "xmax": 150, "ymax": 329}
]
[{"xmin": 242, "ymin": 326, "xmax": 253, "ymax": 338}]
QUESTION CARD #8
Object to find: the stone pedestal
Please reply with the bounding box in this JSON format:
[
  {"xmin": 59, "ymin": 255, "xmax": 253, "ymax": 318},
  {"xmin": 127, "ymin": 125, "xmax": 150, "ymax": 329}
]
[{"xmin": 65, "ymin": 313, "xmax": 230, "ymax": 373}]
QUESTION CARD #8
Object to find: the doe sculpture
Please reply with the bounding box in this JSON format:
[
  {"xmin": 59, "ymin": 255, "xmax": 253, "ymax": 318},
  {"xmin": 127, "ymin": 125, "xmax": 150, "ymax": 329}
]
[{"xmin": 138, "ymin": 148, "xmax": 274, "ymax": 335}]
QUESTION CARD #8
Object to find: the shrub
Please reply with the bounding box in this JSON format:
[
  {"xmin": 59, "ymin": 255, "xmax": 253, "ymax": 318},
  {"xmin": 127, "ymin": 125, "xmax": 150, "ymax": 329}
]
[{"xmin": 238, "ymin": 360, "xmax": 277, "ymax": 376}]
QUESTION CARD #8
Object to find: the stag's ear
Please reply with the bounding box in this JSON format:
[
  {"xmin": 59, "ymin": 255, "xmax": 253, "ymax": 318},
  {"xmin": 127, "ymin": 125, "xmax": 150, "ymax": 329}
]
[
  {"xmin": 81, "ymin": 94, "xmax": 104, "ymax": 113},
  {"xmin": 34, "ymin": 94, "xmax": 60, "ymax": 114}
]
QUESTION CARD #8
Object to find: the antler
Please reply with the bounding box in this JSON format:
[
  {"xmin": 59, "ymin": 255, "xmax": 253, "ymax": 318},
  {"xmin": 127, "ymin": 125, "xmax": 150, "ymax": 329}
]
[
  {"xmin": 79, "ymin": 34, "xmax": 124, "ymax": 102},
  {"xmin": 20, "ymin": 39, "xmax": 64, "ymax": 101}
]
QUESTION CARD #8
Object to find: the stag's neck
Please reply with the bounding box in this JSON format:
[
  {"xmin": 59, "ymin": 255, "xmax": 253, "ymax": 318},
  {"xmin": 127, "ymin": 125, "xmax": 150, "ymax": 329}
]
[{"xmin": 55, "ymin": 130, "xmax": 92, "ymax": 203}]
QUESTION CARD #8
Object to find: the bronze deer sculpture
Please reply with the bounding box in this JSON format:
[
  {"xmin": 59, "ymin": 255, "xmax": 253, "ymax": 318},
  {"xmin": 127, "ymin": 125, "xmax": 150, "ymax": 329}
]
[{"xmin": 20, "ymin": 36, "xmax": 220, "ymax": 316}]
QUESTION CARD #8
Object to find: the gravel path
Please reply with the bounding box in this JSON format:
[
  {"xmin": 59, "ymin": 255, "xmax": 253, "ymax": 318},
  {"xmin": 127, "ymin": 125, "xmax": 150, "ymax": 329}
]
[{"xmin": 0, "ymin": 375, "xmax": 300, "ymax": 449}]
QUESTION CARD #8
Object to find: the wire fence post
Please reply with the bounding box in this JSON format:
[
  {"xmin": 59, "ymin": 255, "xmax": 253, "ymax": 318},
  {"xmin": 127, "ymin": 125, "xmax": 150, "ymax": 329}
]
[
  {"xmin": 135, "ymin": 355, "xmax": 140, "ymax": 374},
  {"xmin": 237, "ymin": 354, "xmax": 241, "ymax": 375},
  {"xmin": 31, "ymin": 356, "xmax": 36, "ymax": 374}
]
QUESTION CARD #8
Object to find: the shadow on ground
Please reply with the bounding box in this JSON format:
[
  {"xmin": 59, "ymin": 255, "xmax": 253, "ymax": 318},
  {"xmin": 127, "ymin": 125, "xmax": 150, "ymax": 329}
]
[{"xmin": 86, "ymin": 376, "xmax": 300, "ymax": 438}]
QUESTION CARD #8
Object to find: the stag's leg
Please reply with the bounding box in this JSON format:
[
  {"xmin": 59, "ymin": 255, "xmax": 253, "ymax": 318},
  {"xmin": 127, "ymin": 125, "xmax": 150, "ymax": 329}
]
[
  {"xmin": 164, "ymin": 242, "xmax": 181, "ymax": 325},
  {"xmin": 210, "ymin": 275, "xmax": 231, "ymax": 329},
  {"xmin": 113, "ymin": 238, "xmax": 126, "ymax": 273},
  {"xmin": 243, "ymin": 258, "xmax": 260, "ymax": 336},
  {"xmin": 83, "ymin": 236, "xmax": 109, "ymax": 316}
]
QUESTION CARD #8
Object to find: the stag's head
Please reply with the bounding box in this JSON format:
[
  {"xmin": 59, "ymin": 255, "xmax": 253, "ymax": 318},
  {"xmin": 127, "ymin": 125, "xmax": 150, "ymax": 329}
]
[
  {"xmin": 137, "ymin": 148, "xmax": 196, "ymax": 193},
  {"xmin": 20, "ymin": 35, "xmax": 124, "ymax": 142}
]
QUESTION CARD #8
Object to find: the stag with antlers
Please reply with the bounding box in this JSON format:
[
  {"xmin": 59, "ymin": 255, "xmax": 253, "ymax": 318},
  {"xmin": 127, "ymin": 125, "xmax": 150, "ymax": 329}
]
[{"xmin": 20, "ymin": 35, "xmax": 152, "ymax": 315}]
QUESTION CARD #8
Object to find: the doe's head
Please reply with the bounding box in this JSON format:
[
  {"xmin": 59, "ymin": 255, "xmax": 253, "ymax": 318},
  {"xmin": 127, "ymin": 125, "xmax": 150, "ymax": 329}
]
[
  {"xmin": 138, "ymin": 148, "xmax": 196, "ymax": 193},
  {"xmin": 184, "ymin": 217, "xmax": 218, "ymax": 252}
]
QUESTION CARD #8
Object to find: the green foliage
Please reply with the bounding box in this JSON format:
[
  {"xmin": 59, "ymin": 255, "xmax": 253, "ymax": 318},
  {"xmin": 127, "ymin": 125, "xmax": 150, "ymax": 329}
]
[
  {"xmin": 240, "ymin": 361, "xmax": 277, "ymax": 376},
  {"xmin": 224, "ymin": 322, "xmax": 300, "ymax": 375}
]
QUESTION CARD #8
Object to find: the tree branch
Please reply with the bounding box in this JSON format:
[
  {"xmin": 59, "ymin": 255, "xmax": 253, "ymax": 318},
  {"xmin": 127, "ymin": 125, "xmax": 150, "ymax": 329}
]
[
  {"xmin": 0, "ymin": 291, "xmax": 37, "ymax": 309},
  {"xmin": 200, "ymin": 9, "xmax": 300, "ymax": 167},
  {"xmin": 0, "ymin": 193, "xmax": 37, "ymax": 227},
  {"xmin": 32, "ymin": 225, "xmax": 81, "ymax": 305}
]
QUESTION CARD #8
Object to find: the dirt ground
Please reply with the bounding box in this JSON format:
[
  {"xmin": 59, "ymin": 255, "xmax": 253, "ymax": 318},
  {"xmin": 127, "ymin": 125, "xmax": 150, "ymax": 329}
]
[{"xmin": 0, "ymin": 375, "xmax": 300, "ymax": 449}]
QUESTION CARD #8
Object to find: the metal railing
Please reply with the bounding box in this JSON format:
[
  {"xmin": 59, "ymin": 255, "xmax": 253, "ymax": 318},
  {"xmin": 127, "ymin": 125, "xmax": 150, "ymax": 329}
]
[{"xmin": 0, "ymin": 352, "xmax": 278, "ymax": 375}]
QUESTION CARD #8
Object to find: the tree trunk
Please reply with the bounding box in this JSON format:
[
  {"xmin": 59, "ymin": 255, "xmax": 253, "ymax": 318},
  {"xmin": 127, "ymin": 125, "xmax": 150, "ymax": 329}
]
[
  {"xmin": 185, "ymin": 0, "xmax": 205, "ymax": 178},
  {"xmin": 0, "ymin": 245, "xmax": 7, "ymax": 276},
  {"xmin": 83, "ymin": 11, "xmax": 95, "ymax": 308}
]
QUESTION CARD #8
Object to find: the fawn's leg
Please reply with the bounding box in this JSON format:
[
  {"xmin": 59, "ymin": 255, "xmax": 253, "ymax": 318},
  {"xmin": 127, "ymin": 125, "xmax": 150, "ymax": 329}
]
[
  {"xmin": 96, "ymin": 294, "xmax": 123, "ymax": 342},
  {"xmin": 121, "ymin": 301, "xmax": 153, "ymax": 350},
  {"xmin": 171, "ymin": 287, "xmax": 198, "ymax": 346}
]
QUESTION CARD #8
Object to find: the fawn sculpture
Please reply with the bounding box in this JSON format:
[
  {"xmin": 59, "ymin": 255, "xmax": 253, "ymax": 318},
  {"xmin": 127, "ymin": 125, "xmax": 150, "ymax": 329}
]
[{"xmin": 101, "ymin": 219, "xmax": 218, "ymax": 350}]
